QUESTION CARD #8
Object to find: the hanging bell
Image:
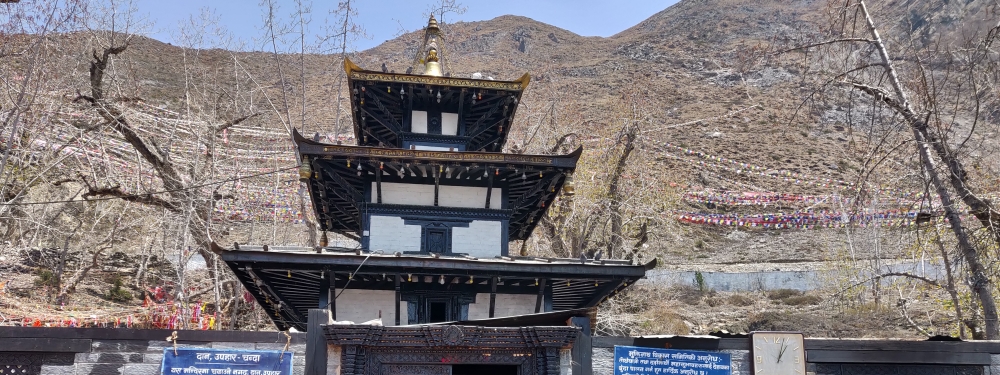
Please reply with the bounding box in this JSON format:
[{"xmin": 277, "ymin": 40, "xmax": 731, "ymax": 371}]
[
  {"xmin": 298, "ymin": 156, "xmax": 312, "ymax": 182},
  {"xmin": 562, "ymin": 174, "xmax": 576, "ymax": 196}
]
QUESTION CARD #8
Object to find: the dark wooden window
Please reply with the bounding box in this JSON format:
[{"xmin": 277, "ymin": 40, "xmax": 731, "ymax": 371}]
[
  {"xmin": 426, "ymin": 298, "xmax": 452, "ymax": 323},
  {"xmin": 427, "ymin": 112, "xmax": 442, "ymax": 134},
  {"xmin": 421, "ymin": 226, "xmax": 451, "ymax": 253},
  {"xmin": 403, "ymin": 291, "xmax": 476, "ymax": 324}
]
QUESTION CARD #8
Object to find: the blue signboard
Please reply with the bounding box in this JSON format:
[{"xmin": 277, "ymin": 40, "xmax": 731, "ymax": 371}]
[
  {"xmin": 161, "ymin": 348, "xmax": 293, "ymax": 375},
  {"xmin": 614, "ymin": 345, "xmax": 731, "ymax": 375}
]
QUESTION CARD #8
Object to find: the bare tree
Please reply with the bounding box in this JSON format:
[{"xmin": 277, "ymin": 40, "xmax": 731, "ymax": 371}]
[{"xmin": 787, "ymin": 0, "xmax": 1000, "ymax": 338}]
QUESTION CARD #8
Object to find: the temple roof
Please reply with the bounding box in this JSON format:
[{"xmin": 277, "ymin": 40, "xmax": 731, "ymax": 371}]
[
  {"xmin": 344, "ymin": 58, "xmax": 528, "ymax": 152},
  {"xmin": 215, "ymin": 243, "xmax": 655, "ymax": 332},
  {"xmin": 294, "ymin": 129, "xmax": 580, "ymax": 240}
]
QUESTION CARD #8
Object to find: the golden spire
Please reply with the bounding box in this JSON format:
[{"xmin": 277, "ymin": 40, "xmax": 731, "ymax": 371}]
[{"xmin": 414, "ymin": 15, "xmax": 445, "ymax": 77}]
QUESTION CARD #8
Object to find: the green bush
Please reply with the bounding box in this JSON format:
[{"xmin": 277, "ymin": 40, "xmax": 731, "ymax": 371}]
[
  {"xmin": 34, "ymin": 269, "xmax": 58, "ymax": 288},
  {"xmin": 694, "ymin": 271, "xmax": 707, "ymax": 293},
  {"xmin": 106, "ymin": 277, "xmax": 132, "ymax": 303}
]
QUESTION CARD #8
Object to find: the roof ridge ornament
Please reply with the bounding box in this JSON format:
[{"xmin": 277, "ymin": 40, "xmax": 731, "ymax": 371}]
[{"xmin": 416, "ymin": 15, "xmax": 445, "ymax": 77}]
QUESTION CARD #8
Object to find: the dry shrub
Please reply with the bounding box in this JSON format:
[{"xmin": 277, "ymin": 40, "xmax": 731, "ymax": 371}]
[
  {"xmin": 727, "ymin": 294, "xmax": 755, "ymax": 306},
  {"xmin": 766, "ymin": 288, "xmax": 803, "ymax": 300},
  {"xmin": 636, "ymin": 302, "xmax": 691, "ymax": 335},
  {"xmin": 670, "ymin": 284, "xmax": 714, "ymax": 305},
  {"xmin": 705, "ymin": 296, "xmax": 725, "ymax": 307},
  {"xmin": 782, "ymin": 294, "xmax": 822, "ymax": 306}
]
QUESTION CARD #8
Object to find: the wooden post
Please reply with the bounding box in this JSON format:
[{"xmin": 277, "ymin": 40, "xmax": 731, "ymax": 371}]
[
  {"xmin": 535, "ymin": 279, "xmax": 547, "ymax": 313},
  {"xmin": 569, "ymin": 316, "xmax": 592, "ymax": 375},
  {"xmin": 306, "ymin": 309, "xmax": 331, "ymax": 375},
  {"xmin": 489, "ymin": 276, "xmax": 497, "ymax": 318},
  {"xmin": 485, "ymin": 170, "xmax": 494, "ymax": 208},
  {"xmin": 375, "ymin": 165, "xmax": 383, "ymax": 204},
  {"xmin": 394, "ymin": 274, "xmax": 401, "ymax": 326},
  {"xmin": 330, "ymin": 274, "xmax": 337, "ymax": 321},
  {"xmin": 433, "ymin": 169, "xmax": 440, "ymax": 206},
  {"xmin": 318, "ymin": 271, "xmax": 330, "ymax": 310}
]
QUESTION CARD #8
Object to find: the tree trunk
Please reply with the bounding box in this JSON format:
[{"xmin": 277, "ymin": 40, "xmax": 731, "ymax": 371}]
[
  {"xmin": 606, "ymin": 123, "xmax": 637, "ymax": 259},
  {"xmin": 856, "ymin": 0, "xmax": 1000, "ymax": 338}
]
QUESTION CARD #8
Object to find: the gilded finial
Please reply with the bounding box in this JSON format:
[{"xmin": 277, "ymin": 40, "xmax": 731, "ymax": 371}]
[
  {"xmin": 414, "ymin": 14, "xmax": 445, "ymax": 77},
  {"xmin": 427, "ymin": 14, "xmax": 440, "ymax": 32}
]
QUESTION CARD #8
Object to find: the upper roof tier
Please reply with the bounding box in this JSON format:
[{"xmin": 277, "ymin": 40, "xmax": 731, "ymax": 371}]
[{"xmin": 345, "ymin": 16, "xmax": 530, "ymax": 152}]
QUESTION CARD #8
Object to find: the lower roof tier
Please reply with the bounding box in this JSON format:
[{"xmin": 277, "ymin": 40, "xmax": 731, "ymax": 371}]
[{"xmin": 216, "ymin": 244, "xmax": 654, "ymax": 332}]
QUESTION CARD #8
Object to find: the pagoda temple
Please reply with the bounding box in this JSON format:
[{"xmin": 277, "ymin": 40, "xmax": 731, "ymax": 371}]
[{"xmin": 217, "ymin": 15, "xmax": 653, "ymax": 375}]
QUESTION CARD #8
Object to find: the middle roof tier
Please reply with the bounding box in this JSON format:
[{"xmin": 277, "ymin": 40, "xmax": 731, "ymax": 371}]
[{"xmin": 295, "ymin": 129, "xmax": 580, "ymax": 245}]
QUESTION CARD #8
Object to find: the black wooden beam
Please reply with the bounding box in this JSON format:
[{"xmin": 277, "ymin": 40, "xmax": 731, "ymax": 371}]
[
  {"xmin": 317, "ymin": 163, "xmax": 364, "ymax": 202},
  {"xmin": 535, "ymin": 278, "xmax": 547, "ymax": 313},
  {"xmin": 361, "ymin": 91, "xmax": 403, "ymax": 133},
  {"xmin": 305, "ymin": 309, "xmax": 331, "ymax": 375},
  {"xmin": 394, "ymin": 274, "xmax": 401, "ymax": 326},
  {"xmin": 582, "ymin": 280, "xmax": 625, "ymax": 308},
  {"xmin": 248, "ymin": 269, "xmax": 309, "ymax": 327},
  {"xmin": 433, "ymin": 166, "xmax": 440, "ymax": 206},
  {"xmin": 485, "ymin": 169, "xmax": 494, "ymax": 208},
  {"xmin": 489, "ymin": 276, "xmax": 498, "ymax": 318},
  {"xmin": 318, "ymin": 270, "xmax": 331, "ymax": 310},
  {"xmin": 223, "ymin": 251, "xmax": 655, "ymax": 278},
  {"xmin": 375, "ymin": 167, "xmax": 382, "ymax": 204}
]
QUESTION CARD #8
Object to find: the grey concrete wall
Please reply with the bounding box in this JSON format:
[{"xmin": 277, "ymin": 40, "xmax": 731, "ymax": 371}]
[{"xmin": 647, "ymin": 261, "xmax": 946, "ymax": 292}]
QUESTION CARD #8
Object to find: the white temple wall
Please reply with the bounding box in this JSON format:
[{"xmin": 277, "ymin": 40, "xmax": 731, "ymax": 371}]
[
  {"xmin": 372, "ymin": 182, "xmax": 501, "ymax": 209},
  {"xmin": 374, "ymin": 182, "xmax": 435, "ymax": 206},
  {"xmin": 438, "ymin": 185, "xmax": 501, "ymax": 209},
  {"xmin": 410, "ymin": 110, "xmax": 458, "ymax": 135},
  {"xmin": 441, "ymin": 113, "xmax": 458, "ymax": 135},
  {"xmin": 467, "ymin": 293, "xmax": 536, "ymax": 319},
  {"xmin": 413, "ymin": 145, "xmax": 453, "ymax": 151},
  {"xmin": 367, "ymin": 215, "xmax": 422, "ymax": 252},
  {"xmin": 335, "ymin": 289, "xmax": 406, "ymax": 326},
  {"xmin": 411, "ymin": 110, "xmax": 428, "ymax": 133},
  {"xmin": 451, "ymin": 220, "xmax": 502, "ymax": 257}
]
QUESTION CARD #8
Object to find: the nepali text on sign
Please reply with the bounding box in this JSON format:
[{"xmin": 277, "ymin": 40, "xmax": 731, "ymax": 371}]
[
  {"xmin": 160, "ymin": 348, "xmax": 293, "ymax": 375},
  {"xmin": 613, "ymin": 346, "xmax": 731, "ymax": 375}
]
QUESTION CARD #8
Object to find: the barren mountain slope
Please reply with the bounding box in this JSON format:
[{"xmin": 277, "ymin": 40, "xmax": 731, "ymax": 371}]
[{"xmin": 4, "ymin": 0, "xmax": 996, "ymax": 337}]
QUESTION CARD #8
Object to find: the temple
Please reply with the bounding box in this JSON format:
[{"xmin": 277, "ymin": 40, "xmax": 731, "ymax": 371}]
[{"xmin": 217, "ymin": 15, "xmax": 652, "ymax": 375}]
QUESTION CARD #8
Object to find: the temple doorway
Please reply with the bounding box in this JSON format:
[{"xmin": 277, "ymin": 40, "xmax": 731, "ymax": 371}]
[{"xmin": 451, "ymin": 365, "xmax": 518, "ymax": 375}]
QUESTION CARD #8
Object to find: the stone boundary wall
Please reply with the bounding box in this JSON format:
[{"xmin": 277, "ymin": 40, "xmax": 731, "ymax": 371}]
[{"xmin": 0, "ymin": 328, "xmax": 307, "ymax": 375}]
